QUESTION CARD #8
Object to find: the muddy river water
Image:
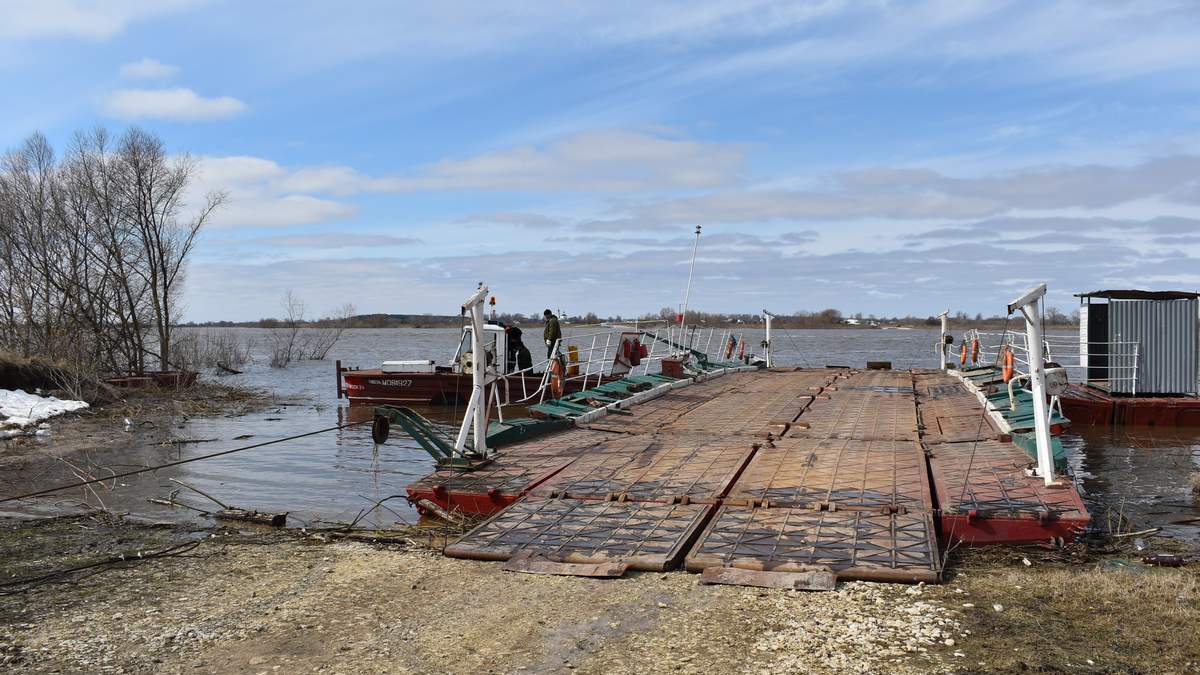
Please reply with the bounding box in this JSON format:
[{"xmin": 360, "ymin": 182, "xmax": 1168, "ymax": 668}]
[{"xmin": 4, "ymin": 327, "xmax": 1199, "ymax": 541}]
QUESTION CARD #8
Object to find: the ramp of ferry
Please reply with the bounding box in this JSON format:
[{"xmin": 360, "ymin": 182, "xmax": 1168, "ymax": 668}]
[{"xmin": 409, "ymin": 367, "xmax": 1089, "ymax": 584}]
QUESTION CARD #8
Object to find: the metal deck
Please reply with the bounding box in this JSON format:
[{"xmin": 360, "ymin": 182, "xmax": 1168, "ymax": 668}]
[
  {"xmin": 684, "ymin": 507, "xmax": 941, "ymax": 583},
  {"xmin": 726, "ymin": 437, "xmax": 931, "ymax": 512},
  {"xmin": 429, "ymin": 367, "xmax": 1089, "ymax": 583},
  {"xmin": 927, "ymin": 439, "xmax": 1090, "ymax": 544},
  {"xmin": 531, "ymin": 437, "xmax": 754, "ymax": 504},
  {"xmin": 443, "ymin": 496, "xmax": 713, "ymax": 571}
]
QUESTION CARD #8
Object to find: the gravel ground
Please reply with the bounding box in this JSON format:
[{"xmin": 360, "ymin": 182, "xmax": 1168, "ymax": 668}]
[{"xmin": 0, "ymin": 516, "xmax": 961, "ymax": 675}]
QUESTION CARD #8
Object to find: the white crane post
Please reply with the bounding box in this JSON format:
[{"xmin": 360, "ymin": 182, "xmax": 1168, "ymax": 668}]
[
  {"xmin": 938, "ymin": 310, "xmax": 949, "ymax": 370},
  {"xmin": 461, "ymin": 284, "xmax": 490, "ymax": 457},
  {"xmin": 1008, "ymin": 283, "xmax": 1055, "ymax": 486},
  {"xmin": 762, "ymin": 309, "xmax": 777, "ymax": 368}
]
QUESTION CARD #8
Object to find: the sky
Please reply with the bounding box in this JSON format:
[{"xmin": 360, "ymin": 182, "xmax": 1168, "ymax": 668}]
[{"xmin": 3, "ymin": 0, "xmax": 1200, "ymax": 322}]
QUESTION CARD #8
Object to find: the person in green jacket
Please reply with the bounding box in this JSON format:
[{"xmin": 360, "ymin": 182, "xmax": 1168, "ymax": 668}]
[{"xmin": 542, "ymin": 309, "xmax": 561, "ymax": 359}]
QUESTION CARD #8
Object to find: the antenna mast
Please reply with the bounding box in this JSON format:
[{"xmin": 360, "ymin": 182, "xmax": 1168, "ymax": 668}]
[{"xmin": 680, "ymin": 225, "xmax": 701, "ymax": 331}]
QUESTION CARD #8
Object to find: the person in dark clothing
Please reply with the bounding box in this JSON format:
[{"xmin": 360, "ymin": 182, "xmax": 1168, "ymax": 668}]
[
  {"xmin": 505, "ymin": 325, "xmax": 533, "ymax": 372},
  {"xmin": 543, "ymin": 309, "xmax": 562, "ymax": 360}
]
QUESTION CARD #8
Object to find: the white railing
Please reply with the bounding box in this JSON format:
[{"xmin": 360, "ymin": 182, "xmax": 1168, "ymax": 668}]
[
  {"xmin": 964, "ymin": 329, "xmax": 1140, "ymax": 395},
  {"xmin": 496, "ymin": 322, "xmax": 758, "ymax": 406}
]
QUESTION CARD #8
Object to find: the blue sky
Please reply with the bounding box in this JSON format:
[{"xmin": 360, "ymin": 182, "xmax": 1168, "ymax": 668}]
[{"xmin": 4, "ymin": 1, "xmax": 1200, "ymax": 321}]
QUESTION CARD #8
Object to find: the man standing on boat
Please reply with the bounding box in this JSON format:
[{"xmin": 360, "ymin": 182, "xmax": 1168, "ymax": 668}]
[{"xmin": 543, "ymin": 309, "xmax": 562, "ymax": 360}]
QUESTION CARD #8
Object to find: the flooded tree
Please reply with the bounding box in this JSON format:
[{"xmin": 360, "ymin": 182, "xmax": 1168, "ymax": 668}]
[{"xmin": 0, "ymin": 127, "xmax": 224, "ymax": 379}]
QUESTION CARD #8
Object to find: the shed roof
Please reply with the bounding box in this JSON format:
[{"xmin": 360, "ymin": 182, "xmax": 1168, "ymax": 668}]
[{"xmin": 1076, "ymin": 289, "xmax": 1200, "ymax": 300}]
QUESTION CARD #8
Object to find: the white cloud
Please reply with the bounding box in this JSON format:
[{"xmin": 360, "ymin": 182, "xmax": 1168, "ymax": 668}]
[
  {"xmin": 0, "ymin": 0, "xmax": 199, "ymax": 40},
  {"xmin": 211, "ymin": 194, "xmax": 356, "ymax": 229},
  {"xmin": 102, "ymin": 87, "xmax": 246, "ymax": 121},
  {"xmin": 190, "ymin": 156, "xmax": 355, "ymax": 229},
  {"xmin": 119, "ymin": 57, "xmax": 178, "ymax": 79},
  {"xmin": 272, "ymin": 129, "xmax": 744, "ymax": 195},
  {"xmin": 583, "ymin": 154, "xmax": 1200, "ymax": 229}
]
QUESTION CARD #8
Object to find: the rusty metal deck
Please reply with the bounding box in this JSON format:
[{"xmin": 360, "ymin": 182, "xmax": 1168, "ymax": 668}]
[
  {"xmin": 427, "ymin": 367, "xmax": 1088, "ymax": 581},
  {"xmin": 726, "ymin": 437, "xmax": 931, "ymax": 513},
  {"xmin": 684, "ymin": 506, "xmax": 941, "ymax": 583},
  {"xmin": 444, "ymin": 497, "xmax": 713, "ymax": 571},
  {"xmin": 531, "ymin": 438, "xmax": 754, "ymax": 504},
  {"xmin": 927, "ymin": 439, "xmax": 1090, "ymax": 544},
  {"xmin": 791, "ymin": 392, "xmax": 919, "ymax": 441}
]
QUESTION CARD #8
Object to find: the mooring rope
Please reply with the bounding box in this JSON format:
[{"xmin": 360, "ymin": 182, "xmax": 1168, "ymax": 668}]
[{"xmin": 0, "ymin": 420, "xmax": 371, "ymax": 504}]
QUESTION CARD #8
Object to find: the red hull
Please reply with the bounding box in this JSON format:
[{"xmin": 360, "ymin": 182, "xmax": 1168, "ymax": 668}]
[
  {"xmin": 1059, "ymin": 384, "xmax": 1200, "ymax": 427},
  {"xmin": 337, "ymin": 365, "xmax": 613, "ymax": 406}
]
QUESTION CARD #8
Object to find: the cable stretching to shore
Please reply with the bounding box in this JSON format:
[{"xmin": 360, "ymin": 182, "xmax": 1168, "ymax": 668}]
[{"xmin": 0, "ymin": 420, "xmax": 371, "ymax": 505}]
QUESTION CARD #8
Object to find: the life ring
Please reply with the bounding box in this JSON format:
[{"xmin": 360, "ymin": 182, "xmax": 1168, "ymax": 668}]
[
  {"xmin": 548, "ymin": 359, "xmax": 565, "ymax": 399},
  {"xmin": 971, "ymin": 338, "xmax": 980, "ymax": 364},
  {"xmin": 1002, "ymin": 347, "xmax": 1014, "ymax": 383},
  {"xmin": 959, "ymin": 343, "xmax": 967, "ymax": 366}
]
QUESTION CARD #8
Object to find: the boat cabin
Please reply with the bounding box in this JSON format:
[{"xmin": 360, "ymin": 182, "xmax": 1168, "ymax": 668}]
[{"xmin": 1076, "ymin": 289, "xmax": 1199, "ymax": 396}]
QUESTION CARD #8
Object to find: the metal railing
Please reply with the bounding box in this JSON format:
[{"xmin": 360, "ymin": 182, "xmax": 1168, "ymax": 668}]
[
  {"xmin": 487, "ymin": 322, "xmax": 757, "ymax": 407},
  {"xmin": 964, "ymin": 329, "xmax": 1140, "ymax": 395}
]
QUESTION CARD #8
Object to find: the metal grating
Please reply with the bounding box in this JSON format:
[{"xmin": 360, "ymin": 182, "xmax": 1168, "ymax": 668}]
[
  {"xmin": 927, "ymin": 441, "xmax": 1089, "ymax": 519},
  {"xmin": 685, "ymin": 506, "xmax": 940, "ymax": 583},
  {"xmin": 728, "ymin": 437, "xmax": 931, "ymax": 512},
  {"xmin": 444, "ymin": 496, "xmax": 713, "ymax": 571},
  {"xmin": 532, "ymin": 439, "xmax": 754, "ymax": 503},
  {"xmin": 792, "ymin": 392, "xmax": 919, "ymax": 441},
  {"xmin": 922, "ymin": 412, "xmax": 1000, "ymax": 445},
  {"xmin": 664, "ymin": 389, "xmax": 815, "ymax": 437}
]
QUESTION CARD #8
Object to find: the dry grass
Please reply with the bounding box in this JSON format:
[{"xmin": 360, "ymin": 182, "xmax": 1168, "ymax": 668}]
[{"xmin": 939, "ymin": 550, "xmax": 1200, "ymax": 672}]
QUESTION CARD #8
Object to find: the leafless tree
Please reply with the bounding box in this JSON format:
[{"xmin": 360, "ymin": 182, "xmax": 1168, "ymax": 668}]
[
  {"xmin": 269, "ymin": 290, "xmax": 306, "ymax": 368},
  {"xmin": 115, "ymin": 128, "xmax": 224, "ymax": 372},
  {"xmin": 0, "ymin": 126, "xmax": 222, "ymax": 385},
  {"xmin": 303, "ymin": 303, "xmax": 356, "ymax": 360}
]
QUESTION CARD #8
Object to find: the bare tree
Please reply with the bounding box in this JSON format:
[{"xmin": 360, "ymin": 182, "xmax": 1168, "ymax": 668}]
[
  {"xmin": 0, "ymin": 126, "xmax": 222, "ymax": 387},
  {"xmin": 269, "ymin": 290, "xmax": 306, "ymax": 368},
  {"xmin": 115, "ymin": 128, "xmax": 224, "ymax": 372},
  {"xmin": 303, "ymin": 303, "xmax": 356, "ymax": 360}
]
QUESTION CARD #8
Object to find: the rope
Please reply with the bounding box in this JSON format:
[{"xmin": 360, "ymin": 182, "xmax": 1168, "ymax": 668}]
[{"xmin": 0, "ymin": 420, "xmax": 370, "ymax": 505}]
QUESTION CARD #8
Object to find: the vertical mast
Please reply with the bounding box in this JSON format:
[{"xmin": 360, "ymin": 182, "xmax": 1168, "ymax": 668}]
[
  {"xmin": 680, "ymin": 225, "xmax": 702, "ymax": 334},
  {"xmin": 938, "ymin": 310, "xmax": 949, "ymax": 370}
]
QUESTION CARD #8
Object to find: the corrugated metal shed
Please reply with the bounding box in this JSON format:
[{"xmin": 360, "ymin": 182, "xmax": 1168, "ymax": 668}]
[{"xmin": 1108, "ymin": 298, "xmax": 1199, "ymax": 395}]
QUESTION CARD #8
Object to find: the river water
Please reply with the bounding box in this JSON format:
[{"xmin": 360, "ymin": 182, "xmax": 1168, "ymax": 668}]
[{"xmin": 6, "ymin": 327, "xmax": 1200, "ymax": 541}]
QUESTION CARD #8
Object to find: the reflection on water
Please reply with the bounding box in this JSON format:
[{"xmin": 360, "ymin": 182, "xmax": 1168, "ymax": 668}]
[
  {"xmin": 1068, "ymin": 426, "xmax": 1200, "ymax": 542},
  {"xmin": 6, "ymin": 327, "xmax": 1199, "ymax": 541}
]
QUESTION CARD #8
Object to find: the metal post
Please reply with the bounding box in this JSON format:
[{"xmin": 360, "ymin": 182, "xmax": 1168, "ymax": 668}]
[
  {"xmin": 1008, "ymin": 283, "xmax": 1054, "ymax": 486},
  {"xmin": 455, "ymin": 284, "xmax": 490, "ymax": 458},
  {"xmin": 938, "ymin": 311, "xmax": 949, "ymax": 370},
  {"xmin": 762, "ymin": 310, "xmax": 776, "ymax": 368}
]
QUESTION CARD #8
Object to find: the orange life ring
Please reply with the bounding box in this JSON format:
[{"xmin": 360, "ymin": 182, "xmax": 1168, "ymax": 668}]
[
  {"xmin": 960, "ymin": 343, "xmax": 967, "ymax": 366},
  {"xmin": 971, "ymin": 338, "xmax": 980, "ymax": 364},
  {"xmin": 548, "ymin": 359, "xmax": 565, "ymax": 399},
  {"xmin": 1002, "ymin": 347, "xmax": 1014, "ymax": 382}
]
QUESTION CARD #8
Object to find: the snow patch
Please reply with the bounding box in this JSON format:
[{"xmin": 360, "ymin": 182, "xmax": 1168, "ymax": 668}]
[{"xmin": 1, "ymin": 388, "xmax": 89, "ymax": 436}]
